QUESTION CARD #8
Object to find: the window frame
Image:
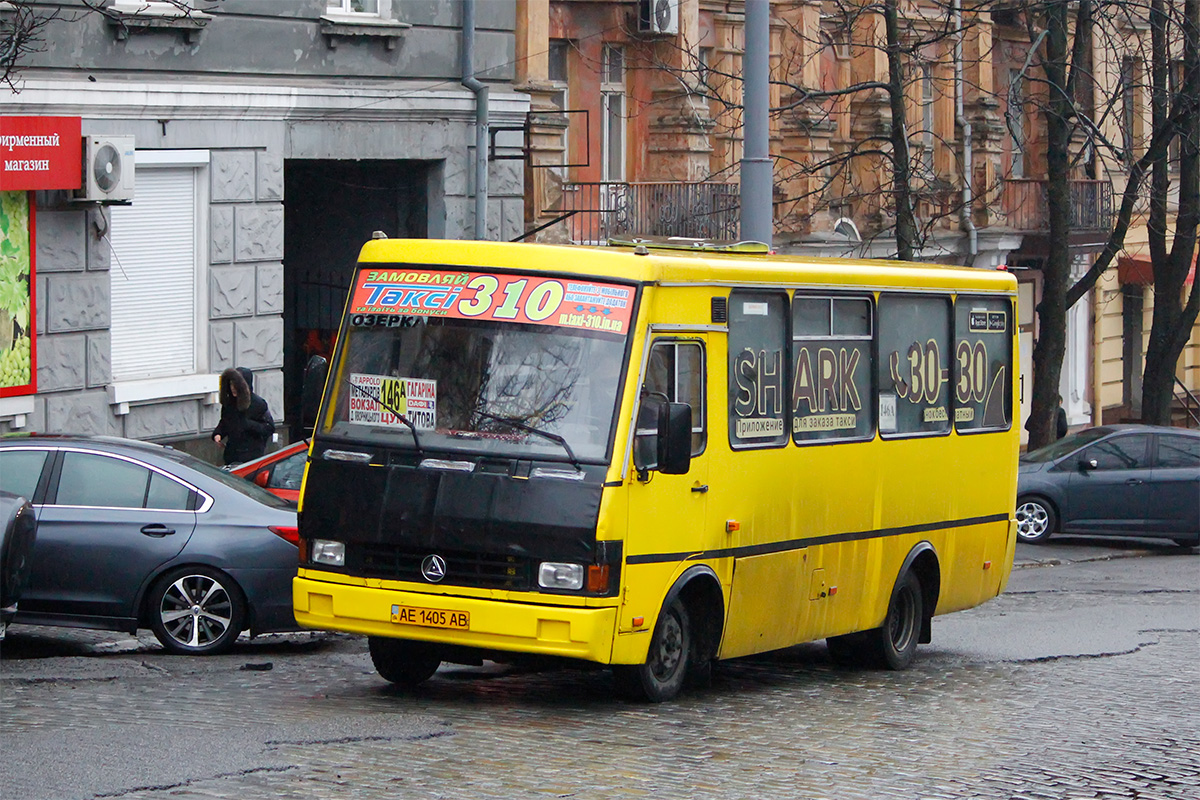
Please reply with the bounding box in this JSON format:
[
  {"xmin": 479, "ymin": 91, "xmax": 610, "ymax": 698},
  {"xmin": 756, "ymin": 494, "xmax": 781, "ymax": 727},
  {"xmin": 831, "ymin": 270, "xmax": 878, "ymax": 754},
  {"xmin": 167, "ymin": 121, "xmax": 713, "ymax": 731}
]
[
  {"xmin": 1153, "ymin": 433, "xmax": 1200, "ymax": 469},
  {"xmin": 1121, "ymin": 56, "xmax": 1138, "ymax": 158},
  {"xmin": 790, "ymin": 292, "xmax": 876, "ymax": 446},
  {"xmin": 919, "ymin": 62, "xmax": 935, "ymax": 175},
  {"xmin": 1073, "ymin": 433, "xmax": 1152, "ymax": 472},
  {"xmin": 0, "ymin": 447, "xmax": 53, "ymax": 502},
  {"xmin": 46, "ymin": 448, "xmax": 210, "ymax": 512},
  {"xmin": 548, "ymin": 39, "xmax": 571, "ymax": 174},
  {"xmin": 1008, "ymin": 68, "xmax": 1026, "ymax": 179},
  {"xmin": 876, "ymin": 291, "xmax": 954, "ymax": 440},
  {"xmin": 600, "ymin": 43, "xmax": 626, "ymax": 183},
  {"xmin": 952, "ymin": 294, "xmax": 1014, "ymax": 435},
  {"xmin": 727, "ymin": 289, "xmax": 790, "ymax": 451},
  {"xmin": 325, "ymin": 0, "xmax": 385, "ymax": 17},
  {"xmin": 107, "ymin": 150, "xmax": 214, "ymax": 410},
  {"xmin": 635, "ymin": 338, "xmax": 708, "ymax": 460}
]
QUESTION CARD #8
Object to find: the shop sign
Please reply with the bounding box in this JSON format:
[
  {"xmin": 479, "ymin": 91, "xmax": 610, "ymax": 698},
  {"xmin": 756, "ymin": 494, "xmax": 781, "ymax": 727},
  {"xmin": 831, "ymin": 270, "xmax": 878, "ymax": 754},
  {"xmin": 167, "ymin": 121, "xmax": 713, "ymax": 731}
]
[
  {"xmin": 0, "ymin": 191, "xmax": 36, "ymax": 397},
  {"xmin": 0, "ymin": 116, "xmax": 82, "ymax": 191}
]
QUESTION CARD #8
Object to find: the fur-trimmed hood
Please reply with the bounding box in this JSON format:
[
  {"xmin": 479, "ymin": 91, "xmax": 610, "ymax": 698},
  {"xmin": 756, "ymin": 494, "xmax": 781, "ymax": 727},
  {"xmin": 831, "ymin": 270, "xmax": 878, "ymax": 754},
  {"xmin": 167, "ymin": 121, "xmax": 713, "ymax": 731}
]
[{"xmin": 219, "ymin": 367, "xmax": 252, "ymax": 411}]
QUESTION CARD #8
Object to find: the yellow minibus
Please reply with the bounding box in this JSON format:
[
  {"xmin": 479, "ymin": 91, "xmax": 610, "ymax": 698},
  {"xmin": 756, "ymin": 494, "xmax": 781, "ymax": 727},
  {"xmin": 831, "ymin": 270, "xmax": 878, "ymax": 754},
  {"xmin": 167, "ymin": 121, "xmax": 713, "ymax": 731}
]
[{"xmin": 293, "ymin": 237, "xmax": 1019, "ymax": 701}]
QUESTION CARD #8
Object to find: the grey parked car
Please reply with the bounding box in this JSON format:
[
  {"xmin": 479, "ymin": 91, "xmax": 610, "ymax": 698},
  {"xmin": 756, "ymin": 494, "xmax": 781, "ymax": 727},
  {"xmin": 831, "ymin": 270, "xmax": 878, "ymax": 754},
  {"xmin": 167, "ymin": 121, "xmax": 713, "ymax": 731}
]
[
  {"xmin": 1016, "ymin": 425, "xmax": 1200, "ymax": 546},
  {"xmin": 0, "ymin": 435, "xmax": 299, "ymax": 654}
]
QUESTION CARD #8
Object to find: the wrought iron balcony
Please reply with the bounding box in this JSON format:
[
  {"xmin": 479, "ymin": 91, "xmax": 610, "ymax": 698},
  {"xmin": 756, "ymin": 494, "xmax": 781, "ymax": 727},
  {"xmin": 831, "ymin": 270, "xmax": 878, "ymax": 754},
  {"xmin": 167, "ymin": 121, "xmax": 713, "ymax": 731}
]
[
  {"xmin": 557, "ymin": 181, "xmax": 740, "ymax": 244},
  {"xmin": 1001, "ymin": 179, "xmax": 1114, "ymax": 233}
]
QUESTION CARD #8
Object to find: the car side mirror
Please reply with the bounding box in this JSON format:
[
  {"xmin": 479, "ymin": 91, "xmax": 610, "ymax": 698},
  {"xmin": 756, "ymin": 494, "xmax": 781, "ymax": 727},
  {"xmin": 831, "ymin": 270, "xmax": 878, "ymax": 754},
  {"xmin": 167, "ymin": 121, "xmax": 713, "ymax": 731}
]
[
  {"xmin": 657, "ymin": 401, "xmax": 692, "ymax": 475},
  {"xmin": 254, "ymin": 471, "xmax": 270, "ymax": 488},
  {"xmin": 301, "ymin": 355, "xmax": 328, "ymax": 431},
  {"xmin": 1080, "ymin": 458, "xmax": 1098, "ymax": 472}
]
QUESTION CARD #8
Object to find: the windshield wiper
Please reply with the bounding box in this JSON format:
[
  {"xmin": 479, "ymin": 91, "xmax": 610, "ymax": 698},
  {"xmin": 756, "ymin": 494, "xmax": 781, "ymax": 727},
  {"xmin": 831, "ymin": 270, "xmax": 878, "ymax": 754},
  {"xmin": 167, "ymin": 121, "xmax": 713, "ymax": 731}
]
[
  {"xmin": 473, "ymin": 409, "xmax": 580, "ymax": 469},
  {"xmin": 348, "ymin": 380, "xmax": 423, "ymax": 453}
]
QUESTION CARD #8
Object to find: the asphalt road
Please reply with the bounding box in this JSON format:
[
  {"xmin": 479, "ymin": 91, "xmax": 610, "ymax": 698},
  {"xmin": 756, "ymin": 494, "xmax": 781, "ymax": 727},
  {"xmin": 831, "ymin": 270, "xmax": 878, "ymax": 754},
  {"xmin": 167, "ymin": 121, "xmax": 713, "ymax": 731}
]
[{"xmin": 1, "ymin": 536, "xmax": 1196, "ymax": 800}]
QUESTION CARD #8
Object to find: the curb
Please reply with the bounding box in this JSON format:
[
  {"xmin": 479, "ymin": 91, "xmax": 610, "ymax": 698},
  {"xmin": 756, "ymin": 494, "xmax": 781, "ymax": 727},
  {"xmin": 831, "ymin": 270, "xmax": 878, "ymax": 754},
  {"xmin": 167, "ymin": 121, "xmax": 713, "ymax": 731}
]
[{"xmin": 1013, "ymin": 548, "xmax": 1156, "ymax": 569}]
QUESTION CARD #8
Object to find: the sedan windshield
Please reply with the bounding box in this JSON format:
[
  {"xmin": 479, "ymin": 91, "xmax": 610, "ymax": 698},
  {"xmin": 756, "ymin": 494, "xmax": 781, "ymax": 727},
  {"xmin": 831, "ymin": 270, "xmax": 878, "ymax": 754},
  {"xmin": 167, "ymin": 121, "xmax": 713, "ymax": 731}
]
[
  {"xmin": 324, "ymin": 316, "xmax": 628, "ymax": 463},
  {"xmin": 1021, "ymin": 426, "xmax": 1114, "ymax": 463}
]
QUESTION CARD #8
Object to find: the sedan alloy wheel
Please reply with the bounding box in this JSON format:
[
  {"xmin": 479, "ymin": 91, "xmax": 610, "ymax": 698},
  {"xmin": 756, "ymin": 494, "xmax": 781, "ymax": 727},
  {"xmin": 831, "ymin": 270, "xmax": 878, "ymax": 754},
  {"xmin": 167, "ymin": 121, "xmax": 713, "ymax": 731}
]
[
  {"xmin": 149, "ymin": 566, "xmax": 246, "ymax": 655},
  {"xmin": 1015, "ymin": 497, "xmax": 1056, "ymax": 543}
]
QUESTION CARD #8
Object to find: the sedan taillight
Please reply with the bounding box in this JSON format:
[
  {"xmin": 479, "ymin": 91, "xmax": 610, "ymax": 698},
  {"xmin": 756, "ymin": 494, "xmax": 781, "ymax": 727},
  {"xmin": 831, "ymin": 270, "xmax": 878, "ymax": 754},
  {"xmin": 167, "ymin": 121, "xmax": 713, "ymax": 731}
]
[{"xmin": 269, "ymin": 525, "xmax": 300, "ymax": 546}]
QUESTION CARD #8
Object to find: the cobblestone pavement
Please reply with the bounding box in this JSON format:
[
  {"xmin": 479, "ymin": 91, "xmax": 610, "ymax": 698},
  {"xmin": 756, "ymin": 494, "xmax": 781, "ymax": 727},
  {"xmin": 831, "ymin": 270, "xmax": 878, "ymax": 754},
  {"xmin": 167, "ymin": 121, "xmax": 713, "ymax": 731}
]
[{"xmin": 2, "ymin": 557, "xmax": 1197, "ymax": 800}]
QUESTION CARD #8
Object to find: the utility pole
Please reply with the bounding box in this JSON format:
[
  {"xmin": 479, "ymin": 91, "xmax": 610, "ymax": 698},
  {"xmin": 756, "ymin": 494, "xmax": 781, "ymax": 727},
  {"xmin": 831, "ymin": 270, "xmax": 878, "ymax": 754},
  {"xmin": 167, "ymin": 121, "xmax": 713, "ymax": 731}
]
[{"xmin": 741, "ymin": 0, "xmax": 772, "ymax": 247}]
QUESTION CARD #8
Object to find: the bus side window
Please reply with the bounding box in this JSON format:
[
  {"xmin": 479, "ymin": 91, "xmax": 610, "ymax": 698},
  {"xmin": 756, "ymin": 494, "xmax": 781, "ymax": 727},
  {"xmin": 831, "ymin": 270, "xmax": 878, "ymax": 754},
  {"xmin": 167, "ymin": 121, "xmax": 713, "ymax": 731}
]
[
  {"xmin": 635, "ymin": 341, "xmax": 707, "ymax": 471},
  {"xmin": 877, "ymin": 293, "xmax": 952, "ymax": 437},
  {"xmin": 791, "ymin": 294, "xmax": 874, "ymax": 444},
  {"xmin": 728, "ymin": 291, "xmax": 789, "ymax": 449},
  {"xmin": 953, "ymin": 296, "xmax": 1013, "ymax": 432}
]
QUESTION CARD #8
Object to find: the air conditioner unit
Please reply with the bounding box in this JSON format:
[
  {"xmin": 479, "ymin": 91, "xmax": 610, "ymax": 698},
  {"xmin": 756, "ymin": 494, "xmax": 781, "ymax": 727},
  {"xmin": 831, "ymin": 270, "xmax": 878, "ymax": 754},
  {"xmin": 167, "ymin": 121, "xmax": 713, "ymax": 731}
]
[
  {"xmin": 76, "ymin": 135, "xmax": 135, "ymax": 202},
  {"xmin": 638, "ymin": 0, "xmax": 679, "ymax": 36}
]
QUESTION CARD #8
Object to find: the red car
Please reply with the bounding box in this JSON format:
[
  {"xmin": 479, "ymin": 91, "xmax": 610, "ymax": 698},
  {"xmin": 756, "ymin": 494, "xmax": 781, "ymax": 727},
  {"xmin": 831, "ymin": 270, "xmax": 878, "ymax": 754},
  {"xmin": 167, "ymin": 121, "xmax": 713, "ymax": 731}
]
[{"xmin": 231, "ymin": 440, "xmax": 309, "ymax": 503}]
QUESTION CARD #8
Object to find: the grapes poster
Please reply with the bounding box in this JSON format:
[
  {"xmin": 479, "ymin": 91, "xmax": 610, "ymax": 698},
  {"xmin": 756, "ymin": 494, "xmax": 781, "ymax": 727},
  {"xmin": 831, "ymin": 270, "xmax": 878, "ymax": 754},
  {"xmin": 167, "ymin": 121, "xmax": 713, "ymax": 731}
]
[{"xmin": 0, "ymin": 191, "xmax": 35, "ymax": 396}]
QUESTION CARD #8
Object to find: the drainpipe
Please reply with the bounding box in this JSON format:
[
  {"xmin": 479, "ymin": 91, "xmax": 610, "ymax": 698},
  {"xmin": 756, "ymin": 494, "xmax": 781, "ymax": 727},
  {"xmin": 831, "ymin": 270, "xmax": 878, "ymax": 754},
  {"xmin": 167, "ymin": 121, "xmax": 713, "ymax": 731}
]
[
  {"xmin": 462, "ymin": 0, "xmax": 489, "ymax": 240},
  {"xmin": 954, "ymin": 0, "xmax": 977, "ymax": 264}
]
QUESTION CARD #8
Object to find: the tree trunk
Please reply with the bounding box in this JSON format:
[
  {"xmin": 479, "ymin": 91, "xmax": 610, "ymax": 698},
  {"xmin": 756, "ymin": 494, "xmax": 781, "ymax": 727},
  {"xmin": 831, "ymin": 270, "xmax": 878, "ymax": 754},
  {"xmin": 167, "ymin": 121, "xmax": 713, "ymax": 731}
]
[
  {"xmin": 1140, "ymin": 0, "xmax": 1200, "ymax": 425},
  {"xmin": 1028, "ymin": 1, "xmax": 1075, "ymax": 450}
]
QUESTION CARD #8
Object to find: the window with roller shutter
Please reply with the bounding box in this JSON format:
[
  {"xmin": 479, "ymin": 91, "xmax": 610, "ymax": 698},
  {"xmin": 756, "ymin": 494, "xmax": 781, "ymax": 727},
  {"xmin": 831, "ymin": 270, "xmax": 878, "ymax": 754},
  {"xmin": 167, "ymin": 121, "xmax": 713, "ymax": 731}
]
[{"xmin": 108, "ymin": 151, "xmax": 209, "ymax": 383}]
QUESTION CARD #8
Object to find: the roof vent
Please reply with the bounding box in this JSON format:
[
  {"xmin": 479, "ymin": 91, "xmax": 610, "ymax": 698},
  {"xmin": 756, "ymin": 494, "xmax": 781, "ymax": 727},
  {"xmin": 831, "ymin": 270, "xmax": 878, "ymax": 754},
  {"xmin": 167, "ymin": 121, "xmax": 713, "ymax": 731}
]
[
  {"xmin": 371, "ymin": 230, "xmax": 389, "ymax": 239},
  {"xmin": 711, "ymin": 296, "xmax": 728, "ymax": 323}
]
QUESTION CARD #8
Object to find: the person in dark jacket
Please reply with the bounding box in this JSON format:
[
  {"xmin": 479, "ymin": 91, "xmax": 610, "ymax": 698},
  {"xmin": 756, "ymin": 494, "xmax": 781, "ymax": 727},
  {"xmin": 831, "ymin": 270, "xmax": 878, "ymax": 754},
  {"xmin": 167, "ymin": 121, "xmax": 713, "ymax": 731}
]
[
  {"xmin": 213, "ymin": 367, "xmax": 274, "ymax": 466},
  {"xmin": 1025, "ymin": 394, "xmax": 1070, "ymax": 442},
  {"xmin": 1055, "ymin": 395, "xmax": 1069, "ymax": 440}
]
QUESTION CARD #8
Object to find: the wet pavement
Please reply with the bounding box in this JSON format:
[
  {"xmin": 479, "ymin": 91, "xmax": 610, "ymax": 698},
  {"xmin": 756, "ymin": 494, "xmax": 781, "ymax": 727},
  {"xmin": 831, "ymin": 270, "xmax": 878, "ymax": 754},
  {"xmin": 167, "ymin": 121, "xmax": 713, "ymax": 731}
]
[{"xmin": 2, "ymin": 540, "xmax": 1197, "ymax": 800}]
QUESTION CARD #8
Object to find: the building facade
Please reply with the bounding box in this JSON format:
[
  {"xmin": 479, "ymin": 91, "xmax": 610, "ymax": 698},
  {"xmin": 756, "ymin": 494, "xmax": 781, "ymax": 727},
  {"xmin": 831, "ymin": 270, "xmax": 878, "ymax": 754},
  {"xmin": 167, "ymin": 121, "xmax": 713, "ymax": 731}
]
[
  {"xmin": 0, "ymin": 0, "xmax": 526, "ymax": 453},
  {"xmin": 514, "ymin": 0, "xmax": 1199, "ymax": 435}
]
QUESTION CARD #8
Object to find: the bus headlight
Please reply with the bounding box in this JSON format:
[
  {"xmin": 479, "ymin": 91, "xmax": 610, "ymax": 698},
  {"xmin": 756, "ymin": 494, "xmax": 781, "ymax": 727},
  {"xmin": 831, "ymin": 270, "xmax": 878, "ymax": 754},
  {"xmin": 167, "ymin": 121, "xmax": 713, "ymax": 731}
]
[
  {"xmin": 311, "ymin": 539, "xmax": 346, "ymax": 567},
  {"xmin": 538, "ymin": 562, "xmax": 584, "ymax": 590}
]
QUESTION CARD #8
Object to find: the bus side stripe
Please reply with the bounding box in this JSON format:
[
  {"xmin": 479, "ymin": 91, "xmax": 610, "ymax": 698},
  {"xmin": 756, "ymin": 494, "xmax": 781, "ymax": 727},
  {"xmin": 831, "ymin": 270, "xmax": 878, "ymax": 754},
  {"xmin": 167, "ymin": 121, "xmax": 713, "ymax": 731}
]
[{"xmin": 624, "ymin": 512, "xmax": 1010, "ymax": 565}]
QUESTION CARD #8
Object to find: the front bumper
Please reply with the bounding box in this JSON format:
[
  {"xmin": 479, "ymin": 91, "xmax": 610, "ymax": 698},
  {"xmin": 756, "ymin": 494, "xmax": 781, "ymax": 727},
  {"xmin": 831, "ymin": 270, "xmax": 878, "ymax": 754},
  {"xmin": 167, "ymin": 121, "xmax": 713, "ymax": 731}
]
[{"xmin": 293, "ymin": 575, "xmax": 619, "ymax": 664}]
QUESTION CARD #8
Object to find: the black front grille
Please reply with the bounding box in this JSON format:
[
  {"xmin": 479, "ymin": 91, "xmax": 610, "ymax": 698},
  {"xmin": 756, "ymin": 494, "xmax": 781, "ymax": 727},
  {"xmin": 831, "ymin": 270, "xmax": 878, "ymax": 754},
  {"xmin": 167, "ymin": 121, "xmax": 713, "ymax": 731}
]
[{"xmin": 351, "ymin": 544, "xmax": 532, "ymax": 590}]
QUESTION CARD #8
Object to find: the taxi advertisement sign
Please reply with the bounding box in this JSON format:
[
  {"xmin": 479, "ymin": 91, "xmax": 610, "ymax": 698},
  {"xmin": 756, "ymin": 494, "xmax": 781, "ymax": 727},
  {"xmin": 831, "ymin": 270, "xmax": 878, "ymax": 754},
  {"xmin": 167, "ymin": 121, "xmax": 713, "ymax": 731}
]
[{"xmin": 350, "ymin": 268, "xmax": 634, "ymax": 335}]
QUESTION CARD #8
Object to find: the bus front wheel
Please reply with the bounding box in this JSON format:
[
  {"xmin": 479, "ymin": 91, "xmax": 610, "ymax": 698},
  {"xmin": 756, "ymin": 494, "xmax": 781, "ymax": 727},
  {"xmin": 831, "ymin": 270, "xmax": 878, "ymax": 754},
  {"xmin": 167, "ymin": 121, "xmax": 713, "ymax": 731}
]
[
  {"xmin": 613, "ymin": 597, "xmax": 691, "ymax": 702},
  {"xmin": 368, "ymin": 636, "xmax": 441, "ymax": 688}
]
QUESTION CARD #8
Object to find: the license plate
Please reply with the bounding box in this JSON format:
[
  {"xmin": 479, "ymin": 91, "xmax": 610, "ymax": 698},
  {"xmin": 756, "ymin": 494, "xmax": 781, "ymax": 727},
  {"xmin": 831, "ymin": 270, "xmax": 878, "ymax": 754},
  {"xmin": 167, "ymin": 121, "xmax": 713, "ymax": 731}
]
[{"xmin": 390, "ymin": 604, "xmax": 470, "ymax": 630}]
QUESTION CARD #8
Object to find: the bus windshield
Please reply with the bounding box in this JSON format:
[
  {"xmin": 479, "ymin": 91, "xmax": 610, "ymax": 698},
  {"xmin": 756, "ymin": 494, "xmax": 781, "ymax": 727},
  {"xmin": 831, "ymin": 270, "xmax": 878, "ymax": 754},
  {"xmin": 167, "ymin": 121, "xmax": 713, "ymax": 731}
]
[{"xmin": 324, "ymin": 315, "xmax": 628, "ymax": 463}]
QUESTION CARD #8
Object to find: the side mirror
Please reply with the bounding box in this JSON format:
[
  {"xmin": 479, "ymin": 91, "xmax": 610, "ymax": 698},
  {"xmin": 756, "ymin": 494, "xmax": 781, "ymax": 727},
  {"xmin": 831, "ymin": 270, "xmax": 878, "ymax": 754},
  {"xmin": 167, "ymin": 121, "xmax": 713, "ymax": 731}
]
[
  {"xmin": 254, "ymin": 470, "xmax": 271, "ymax": 488},
  {"xmin": 301, "ymin": 355, "xmax": 328, "ymax": 430},
  {"xmin": 657, "ymin": 401, "xmax": 692, "ymax": 475},
  {"xmin": 1080, "ymin": 458, "xmax": 1098, "ymax": 472}
]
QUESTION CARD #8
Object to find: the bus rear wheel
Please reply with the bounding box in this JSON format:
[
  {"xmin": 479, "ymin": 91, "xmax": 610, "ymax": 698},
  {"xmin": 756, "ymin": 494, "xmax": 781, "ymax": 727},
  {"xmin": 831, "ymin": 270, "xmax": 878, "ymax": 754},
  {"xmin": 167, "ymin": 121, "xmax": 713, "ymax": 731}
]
[
  {"xmin": 827, "ymin": 571, "xmax": 923, "ymax": 670},
  {"xmin": 875, "ymin": 571, "xmax": 923, "ymax": 669},
  {"xmin": 613, "ymin": 598, "xmax": 691, "ymax": 702},
  {"xmin": 368, "ymin": 636, "xmax": 441, "ymax": 688}
]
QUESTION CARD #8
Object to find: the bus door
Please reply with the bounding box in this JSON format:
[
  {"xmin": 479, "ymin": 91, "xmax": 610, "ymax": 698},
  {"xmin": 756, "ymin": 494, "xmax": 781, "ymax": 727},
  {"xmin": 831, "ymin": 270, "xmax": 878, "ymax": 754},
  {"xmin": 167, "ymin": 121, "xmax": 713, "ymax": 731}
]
[{"xmin": 622, "ymin": 336, "xmax": 711, "ymax": 628}]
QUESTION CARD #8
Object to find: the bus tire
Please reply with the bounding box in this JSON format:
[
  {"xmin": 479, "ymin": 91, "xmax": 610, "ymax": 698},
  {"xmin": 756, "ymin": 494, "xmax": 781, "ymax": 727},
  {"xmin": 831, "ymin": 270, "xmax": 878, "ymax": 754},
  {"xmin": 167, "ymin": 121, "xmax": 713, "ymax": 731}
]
[
  {"xmin": 871, "ymin": 571, "xmax": 923, "ymax": 670},
  {"xmin": 613, "ymin": 597, "xmax": 690, "ymax": 702},
  {"xmin": 827, "ymin": 571, "xmax": 923, "ymax": 670},
  {"xmin": 368, "ymin": 636, "xmax": 441, "ymax": 688}
]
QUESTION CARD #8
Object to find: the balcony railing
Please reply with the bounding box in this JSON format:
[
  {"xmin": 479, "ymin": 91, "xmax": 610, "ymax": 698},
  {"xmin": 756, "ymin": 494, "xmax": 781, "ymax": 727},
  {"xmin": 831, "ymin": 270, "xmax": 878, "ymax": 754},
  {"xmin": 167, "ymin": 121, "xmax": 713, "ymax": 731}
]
[
  {"xmin": 557, "ymin": 181, "xmax": 741, "ymax": 244},
  {"xmin": 1001, "ymin": 179, "xmax": 1114, "ymax": 232}
]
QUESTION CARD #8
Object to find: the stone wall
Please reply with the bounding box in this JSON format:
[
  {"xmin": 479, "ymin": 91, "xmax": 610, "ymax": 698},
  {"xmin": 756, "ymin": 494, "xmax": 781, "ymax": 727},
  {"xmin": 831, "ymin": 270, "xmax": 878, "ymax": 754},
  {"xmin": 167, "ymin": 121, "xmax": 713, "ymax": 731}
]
[{"xmin": 3, "ymin": 147, "xmax": 287, "ymax": 443}]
